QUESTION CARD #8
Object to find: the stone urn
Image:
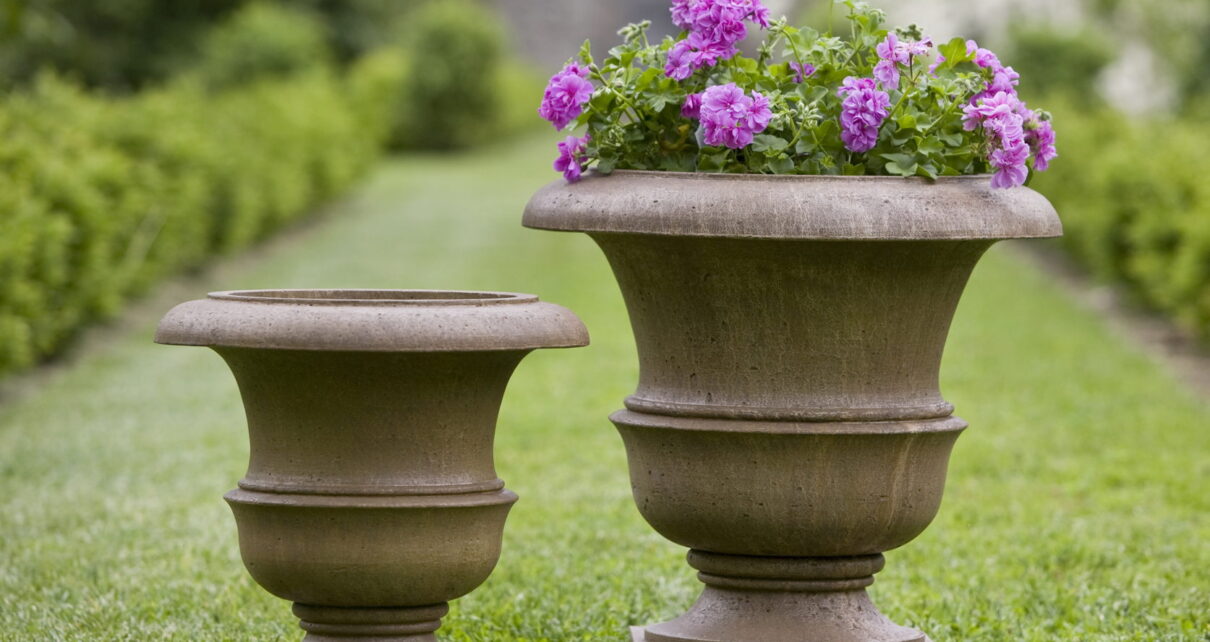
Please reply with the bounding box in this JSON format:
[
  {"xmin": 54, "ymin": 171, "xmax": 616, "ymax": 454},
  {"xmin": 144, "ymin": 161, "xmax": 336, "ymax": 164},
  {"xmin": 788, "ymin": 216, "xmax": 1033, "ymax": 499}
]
[
  {"xmin": 155, "ymin": 289, "xmax": 588, "ymax": 641},
  {"xmin": 524, "ymin": 172, "xmax": 1060, "ymax": 642}
]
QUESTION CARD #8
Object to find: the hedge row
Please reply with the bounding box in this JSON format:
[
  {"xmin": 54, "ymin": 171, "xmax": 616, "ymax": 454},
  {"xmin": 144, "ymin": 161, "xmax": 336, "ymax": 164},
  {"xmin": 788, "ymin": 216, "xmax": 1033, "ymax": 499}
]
[
  {"xmin": 0, "ymin": 54, "xmax": 405, "ymax": 374},
  {"xmin": 1031, "ymin": 105, "xmax": 1210, "ymax": 341}
]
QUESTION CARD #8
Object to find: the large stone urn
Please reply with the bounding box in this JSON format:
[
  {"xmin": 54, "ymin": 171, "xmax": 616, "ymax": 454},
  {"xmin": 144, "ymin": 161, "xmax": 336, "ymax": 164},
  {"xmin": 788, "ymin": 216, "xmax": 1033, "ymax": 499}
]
[
  {"xmin": 524, "ymin": 172, "xmax": 1060, "ymax": 642},
  {"xmin": 155, "ymin": 289, "xmax": 588, "ymax": 641}
]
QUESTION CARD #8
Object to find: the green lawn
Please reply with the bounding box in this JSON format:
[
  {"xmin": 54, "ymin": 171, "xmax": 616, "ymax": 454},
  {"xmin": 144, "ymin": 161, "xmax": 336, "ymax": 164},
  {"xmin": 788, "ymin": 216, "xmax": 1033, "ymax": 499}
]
[{"xmin": 1, "ymin": 134, "xmax": 1206, "ymax": 641}]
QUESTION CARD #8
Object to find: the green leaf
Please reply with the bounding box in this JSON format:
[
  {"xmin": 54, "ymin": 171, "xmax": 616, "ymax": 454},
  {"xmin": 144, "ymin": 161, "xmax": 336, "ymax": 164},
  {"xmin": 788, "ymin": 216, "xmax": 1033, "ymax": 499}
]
[
  {"xmin": 767, "ymin": 156, "xmax": 796, "ymax": 173},
  {"xmin": 916, "ymin": 136, "xmax": 944, "ymax": 155},
  {"xmin": 916, "ymin": 163, "xmax": 939, "ymax": 180},
  {"xmin": 885, "ymin": 159, "xmax": 917, "ymax": 176},
  {"xmin": 589, "ymin": 91, "xmax": 614, "ymax": 112},
  {"xmin": 643, "ymin": 92, "xmax": 671, "ymax": 112},
  {"xmin": 938, "ymin": 131, "xmax": 965, "ymax": 147},
  {"xmin": 578, "ymin": 39, "xmax": 593, "ymax": 65},
  {"xmin": 750, "ymin": 134, "xmax": 790, "ymax": 153},
  {"xmin": 880, "ymin": 152, "xmax": 916, "ymax": 166},
  {"xmin": 734, "ymin": 56, "xmax": 760, "ymax": 74},
  {"xmin": 634, "ymin": 68, "xmax": 662, "ymax": 92},
  {"xmin": 937, "ymin": 37, "xmax": 971, "ymax": 71},
  {"xmin": 841, "ymin": 163, "xmax": 866, "ymax": 176},
  {"xmin": 697, "ymin": 148, "xmax": 731, "ymax": 172},
  {"xmin": 896, "ymin": 113, "xmax": 917, "ymax": 130}
]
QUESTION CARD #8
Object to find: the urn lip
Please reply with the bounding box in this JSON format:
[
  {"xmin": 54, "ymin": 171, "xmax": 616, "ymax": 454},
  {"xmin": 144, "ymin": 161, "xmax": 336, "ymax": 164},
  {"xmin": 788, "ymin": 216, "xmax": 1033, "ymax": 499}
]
[
  {"xmin": 523, "ymin": 169, "xmax": 1063, "ymax": 240},
  {"xmin": 155, "ymin": 289, "xmax": 589, "ymax": 353},
  {"xmin": 208, "ymin": 288, "xmax": 537, "ymax": 306}
]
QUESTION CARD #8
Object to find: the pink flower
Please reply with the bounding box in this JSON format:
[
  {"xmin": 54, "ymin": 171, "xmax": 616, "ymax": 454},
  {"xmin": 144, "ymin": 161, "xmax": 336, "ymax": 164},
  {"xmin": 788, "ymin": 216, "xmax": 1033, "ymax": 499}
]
[
  {"xmin": 682, "ymin": 92, "xmax": 703, "ymax": 119},
  {"xmin": 990, "ymin": 139, "xmax": 1029, "ymax": 189},
  {"xmin": 1025, "ymin": 114, "xmax": 1057, "ymax": 172},
  {"xmin": 962, "ymin": 91, "xmax": 1026, "ymax": 140},
  {"xmin": 664, "ymin": 0, "xmax": 771, "ymax": 79},
  {"xmin": 874, "ymin": 59, "xmax": 900, "ymax": 88},
  {"xmin": 553, "ymin": 134, "xmax": 591, "ymax": 182},
  {"xmin": 665, "ymin": 35, "xmax": 733, "ymax": 80},
  {"xmin": 877, "ymin": 33, "xmax": 908, "ymax": 65},
  {"xmin": 790, "ymin": 62, "xmax": 816, "ymax": 83},
  {"xmin": 988, "ymin": 65, "xmax": 1020, "ymax": 95},
  {"xmin": 969, "ymin": 40, "xmax": 1001, "ymax": 69},
  {"xmin": 538, "ymin": 63, "xmax": 593, "ymax": 130},
  {"xmin": 964, "ymin": 91, "xmax": 1038, "ymax": 188},
  {"xmin": 700, "ymin": 83, "xmax": 772, "ymax": 149},
  {"xmin": 875, "ymin": 33, "xmax": 933, "ymax": 88},
  {"xmin": 836, "ymin": 76, "xmax": 890, "ymax": 153}
]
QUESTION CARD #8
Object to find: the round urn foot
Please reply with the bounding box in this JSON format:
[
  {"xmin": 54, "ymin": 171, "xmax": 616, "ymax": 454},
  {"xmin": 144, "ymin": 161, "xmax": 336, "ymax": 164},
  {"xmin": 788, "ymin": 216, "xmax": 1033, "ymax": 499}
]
[
  {"xmin": 636, "ymin": 552, "xmax": 925, "ymax": 642},
  {"xmin": 294, "ymin": 603, "xmax": 449, "ymax": 641}
]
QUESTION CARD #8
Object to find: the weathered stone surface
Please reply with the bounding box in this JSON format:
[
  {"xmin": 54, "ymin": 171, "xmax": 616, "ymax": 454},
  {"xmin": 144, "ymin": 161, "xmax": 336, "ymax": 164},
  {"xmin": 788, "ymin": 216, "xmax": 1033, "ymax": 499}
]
[
  {"xmin": 525, "ymin": 171, "xmax": 1060, "ymax": 641},
  {"xmin": 157, "ymin": 289, "xmax": 588, "ymax": 641}
]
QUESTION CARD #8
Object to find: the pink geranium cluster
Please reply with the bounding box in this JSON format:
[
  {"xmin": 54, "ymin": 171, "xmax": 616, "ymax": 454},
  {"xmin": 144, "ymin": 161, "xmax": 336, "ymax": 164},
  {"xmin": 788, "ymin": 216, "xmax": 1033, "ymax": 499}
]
[
  {"xmin": 537, "ymin": 1, "xmax": 1057, "ymax": 187},
  {"xmin": 837, "ymin": 77, "xmax": 890, "ymax": 153},
  {"xmin": 873, "ymin": 33, "xmax": 932, "ymax": 89},
  {"xmin": 665, "ymin": 0, "xmax": 771, "ymax": 80},
  {"xmin": 687, "ymin": 83, "xmax": 772, "ymax": 149},
  {"xmin": 958, "ymin": 40, "xmax": 1056, "ymax": 188},
  {"xmin": 553, "ymin": 134, "xmax": 591, "ymax": 182},
  {"xmin": 538, "ymin": 63, "xmax": 593, "ymax": 131},
  {"xmin": 962, "ymin": 92, "xmax": 1056, "ymax": 188}
]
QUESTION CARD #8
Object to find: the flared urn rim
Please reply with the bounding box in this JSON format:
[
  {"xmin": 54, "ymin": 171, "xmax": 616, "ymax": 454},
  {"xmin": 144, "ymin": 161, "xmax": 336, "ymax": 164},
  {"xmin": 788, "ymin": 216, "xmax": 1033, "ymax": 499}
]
[
  {"xmin": 524, "ymin": 169, "xmax": 1062, "ymax": 241},
  {"xmin": 154, "ymin": 288, "xmax": 590, "ymax": 353}
]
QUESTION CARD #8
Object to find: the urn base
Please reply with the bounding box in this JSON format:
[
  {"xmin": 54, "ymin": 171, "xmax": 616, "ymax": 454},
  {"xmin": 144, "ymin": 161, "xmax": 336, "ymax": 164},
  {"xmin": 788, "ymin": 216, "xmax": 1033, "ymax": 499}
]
[
  {"xmin": 630, "ymin": 552, "xmax": 927, "ymax": 642},
  {"xmin": 294, "ymin": 603, "xmax": 449, "ymax": 641}
]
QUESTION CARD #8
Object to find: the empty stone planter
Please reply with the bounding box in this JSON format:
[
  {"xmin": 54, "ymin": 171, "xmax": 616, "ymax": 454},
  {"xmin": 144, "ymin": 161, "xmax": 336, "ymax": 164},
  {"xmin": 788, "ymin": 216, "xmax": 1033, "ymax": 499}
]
[
  {"xmin": 525, "ymin": 172, "xmax": 1060, "ymax": 642},
  {"xmin": 155, "ymin": 289, "xmax": 588, "ymax": 641}
]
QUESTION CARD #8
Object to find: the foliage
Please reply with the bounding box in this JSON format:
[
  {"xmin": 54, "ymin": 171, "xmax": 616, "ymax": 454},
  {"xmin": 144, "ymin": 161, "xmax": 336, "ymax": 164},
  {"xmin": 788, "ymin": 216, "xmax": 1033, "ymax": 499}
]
[
  {"xmin": 496, "ymin": 60, "xmax": 551, "ymax": 143},
  {"xmin": 0, "ymin": 0, "xmax": 418, "ymax": 90},
  {"xmin": 1004, "ymin": 26, "xmax": 1113, "ymax": 105},
  {"xmin": 290, "ymin": 0, "xmax": 421, "ymax": 63},
  {"xmin": 394, "ymin": 0, "xmax": 506, "ymax": 150},
  {"xmin": 345, "ymin": 48, "xmax": 411, "ymax": 146},
  {"xmin": 0, "ymin": 63, "xmax": 406, "ymax": 374},
  {"xmin": 193, "ymin": 2, "xmax": 332, "ymax": 90},
  {"xmin": 1031, "ymin": 104, "xmax": 1210, "ymax": 341},
  {"xmin": 0, "ymin": 0, "xmax": 245, "ymax": 89},
  {"xmin": 542, "ymin": 1, "xmax": 1055, "ymax": 186}
]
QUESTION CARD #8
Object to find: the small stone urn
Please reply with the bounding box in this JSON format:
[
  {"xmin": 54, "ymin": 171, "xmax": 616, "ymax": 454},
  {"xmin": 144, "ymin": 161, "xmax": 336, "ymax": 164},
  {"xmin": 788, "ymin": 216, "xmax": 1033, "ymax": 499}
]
[
  {"xmin": 524, "ymin": 172, "xmax": 1060, "ymax": 642},
  {"xmin": 155, "ymin": 289, "xmax": 588, "ymax": 641}
]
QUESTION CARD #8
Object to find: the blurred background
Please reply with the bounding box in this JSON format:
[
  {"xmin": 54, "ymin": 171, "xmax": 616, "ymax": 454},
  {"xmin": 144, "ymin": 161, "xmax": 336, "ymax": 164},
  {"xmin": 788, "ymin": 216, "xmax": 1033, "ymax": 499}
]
[
  {"xmin": 0, "ymin": 0, "xmax": 1207, "ymax": 377},
  {"xmin": 0, "ymin": 0, "xmax": 1203, "ymax": 371}
]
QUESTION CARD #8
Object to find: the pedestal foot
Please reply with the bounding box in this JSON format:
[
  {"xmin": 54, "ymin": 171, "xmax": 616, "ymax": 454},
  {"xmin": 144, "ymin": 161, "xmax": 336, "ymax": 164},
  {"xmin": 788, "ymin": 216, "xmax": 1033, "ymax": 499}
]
[
  {"xmin": 293, "ymin": 603, "xmax": 449, "ymax": 641},
  {"xmin": 632, "ymin": 552, "xmax": 928, "ymax": 642}
]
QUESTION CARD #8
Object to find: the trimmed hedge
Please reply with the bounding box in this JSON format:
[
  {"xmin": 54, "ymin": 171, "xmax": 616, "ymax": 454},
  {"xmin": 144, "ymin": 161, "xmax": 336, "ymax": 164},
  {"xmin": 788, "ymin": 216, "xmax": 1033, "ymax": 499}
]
[
  {"xmin": 393, "ymin": 0, "xmax": 506, "ymax": 150},
  {"xmin": 1031, "ymin": 105, "xmax": 1210, "ymax": 341},
  {"xmin": 0, "ymin": 57, "xmax": 404, "ymax": 374},
  {"xmin": 194, "ymin": 2, "xmax": 333, "ymax": 90},
  {"xmin": 0, "ymin": 0, "xmax": 417, "ymax": 90}
]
